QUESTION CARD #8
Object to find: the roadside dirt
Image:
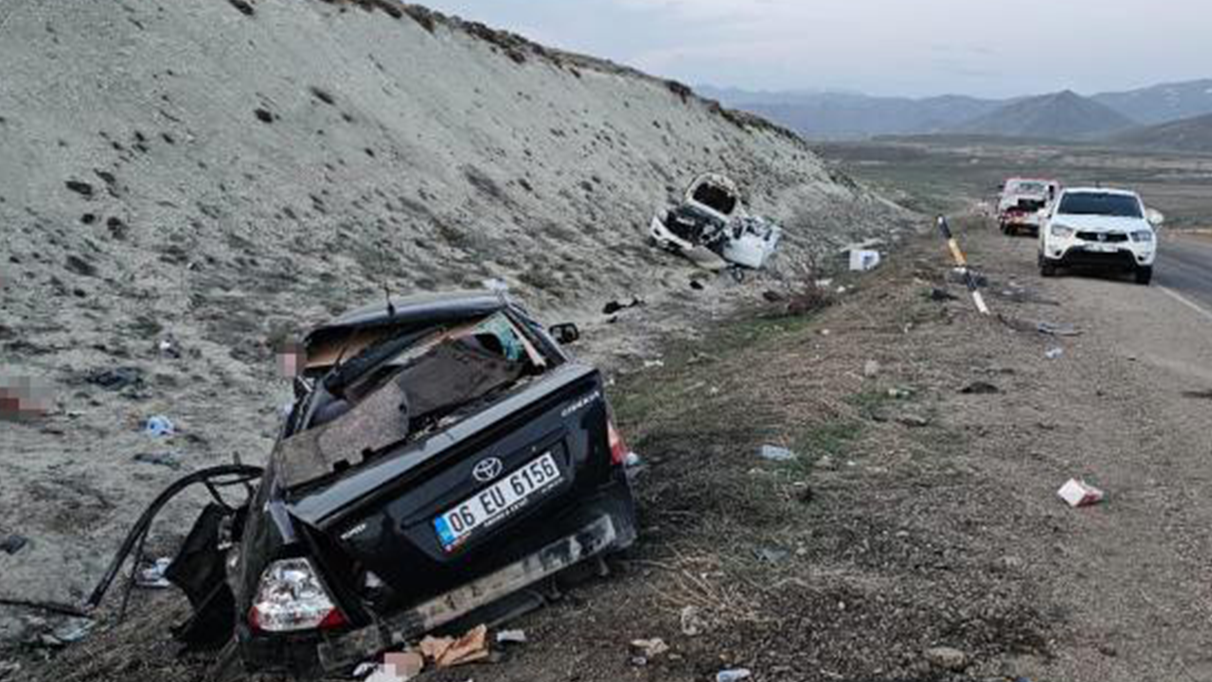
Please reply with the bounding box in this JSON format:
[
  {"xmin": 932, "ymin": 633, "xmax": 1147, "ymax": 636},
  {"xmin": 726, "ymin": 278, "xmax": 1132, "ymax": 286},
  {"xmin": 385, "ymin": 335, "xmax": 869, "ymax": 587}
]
[{"xmin": 8, "ymin": 217, "xmax": 1212, "ymax": 682}]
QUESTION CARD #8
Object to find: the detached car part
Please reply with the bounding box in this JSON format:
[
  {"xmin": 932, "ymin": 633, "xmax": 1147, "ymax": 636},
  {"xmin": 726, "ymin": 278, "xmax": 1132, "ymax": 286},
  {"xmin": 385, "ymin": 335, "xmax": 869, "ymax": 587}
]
[{"xmin": 92, "ymin": 291, "xmax": 637, "ymax": 677}]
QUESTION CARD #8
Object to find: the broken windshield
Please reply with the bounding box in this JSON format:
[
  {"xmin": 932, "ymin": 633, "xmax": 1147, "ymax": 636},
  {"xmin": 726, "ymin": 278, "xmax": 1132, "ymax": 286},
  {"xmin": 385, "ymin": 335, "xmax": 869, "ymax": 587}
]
[{"xmin": 692, "ymin": 183, "xmax": 739, "ymax": 216}]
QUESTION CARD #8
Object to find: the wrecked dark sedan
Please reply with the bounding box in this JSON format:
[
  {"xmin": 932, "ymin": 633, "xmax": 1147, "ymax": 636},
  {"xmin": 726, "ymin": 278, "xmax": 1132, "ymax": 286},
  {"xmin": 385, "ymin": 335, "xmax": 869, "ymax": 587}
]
[{"xmin": 90, "ymin": 291, "xmax": 638, "ymax": 676}]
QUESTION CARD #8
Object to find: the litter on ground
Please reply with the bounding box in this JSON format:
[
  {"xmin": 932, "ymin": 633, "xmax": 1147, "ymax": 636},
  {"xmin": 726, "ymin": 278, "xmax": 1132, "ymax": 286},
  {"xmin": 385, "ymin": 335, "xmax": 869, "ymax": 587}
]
[
  {"xmin": 759, "ymin": 445, "xmax": 798, "ymax": 462},
  {"xmin": 1058, "ymin": 479, "xmax": 1105, "ymax": 508},
  {"xmin": 849, "ymin": 249, "xmax": 881, "ymax": 271}
]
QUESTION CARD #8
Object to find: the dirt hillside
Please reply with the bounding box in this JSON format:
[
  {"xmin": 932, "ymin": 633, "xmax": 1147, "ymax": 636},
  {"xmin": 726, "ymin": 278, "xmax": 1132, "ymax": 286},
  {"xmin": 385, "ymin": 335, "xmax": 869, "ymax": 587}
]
[{"xmin": 0, "ymin": 0, "xmax": 911, "ymax": 651}]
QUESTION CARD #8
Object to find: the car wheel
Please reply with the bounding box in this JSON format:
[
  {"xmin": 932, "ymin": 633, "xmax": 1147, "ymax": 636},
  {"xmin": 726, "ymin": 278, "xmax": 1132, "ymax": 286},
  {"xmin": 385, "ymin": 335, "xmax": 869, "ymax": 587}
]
[
  {"xmin": 1000, "ymin": 222, "xmax": 1009, "ymax": 235},
  {"xmin": 1038, "ymin": 254, "xmax": 1058, "ymax": 277},
  {"xmin": 1134, "ymin": 266, "xmax": 1152, "ymax": 285}
]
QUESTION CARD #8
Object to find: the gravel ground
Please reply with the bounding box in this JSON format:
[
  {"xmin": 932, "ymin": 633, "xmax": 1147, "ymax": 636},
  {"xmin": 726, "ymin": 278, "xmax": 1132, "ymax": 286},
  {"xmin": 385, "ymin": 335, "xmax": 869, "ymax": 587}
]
[{"xmin": 10, "ymin": 217, "xmax": 1212, "ymax": 681}]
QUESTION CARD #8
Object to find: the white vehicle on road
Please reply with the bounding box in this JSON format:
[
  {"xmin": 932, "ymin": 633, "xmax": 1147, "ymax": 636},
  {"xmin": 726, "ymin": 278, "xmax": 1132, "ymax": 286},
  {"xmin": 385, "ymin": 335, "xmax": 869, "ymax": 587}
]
[
  {"xmin": 1038, "ymin": 187, "xmax": 1162, "ymax": 285},
  {"xmin": 998, "ymin": 177, "xmax": 1059, "ymax": 236}
]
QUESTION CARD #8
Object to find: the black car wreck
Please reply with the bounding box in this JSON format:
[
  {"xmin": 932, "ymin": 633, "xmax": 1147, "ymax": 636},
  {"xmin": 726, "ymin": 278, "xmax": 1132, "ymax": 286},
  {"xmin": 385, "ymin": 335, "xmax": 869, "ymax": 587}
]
[{"xmin": 89, "ymin": 291, "xmax": 638, "ymax": 677}]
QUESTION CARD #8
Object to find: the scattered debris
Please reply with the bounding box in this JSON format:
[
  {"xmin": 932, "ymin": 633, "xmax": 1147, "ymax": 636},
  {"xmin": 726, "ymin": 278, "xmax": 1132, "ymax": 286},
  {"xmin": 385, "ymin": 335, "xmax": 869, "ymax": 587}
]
[
  {"xmin": 135, "ymin": 557, "xmax": 173, "ymax": 588},
  {"xmin": 1045, "ymin": 347, "xmax": 1064, "ymax": 360},
  {"xmin": 602, "ymin": 298, "xmax": 643, "ymax": 315},
  {"xmin": 420, "ymin": 625, "xmax": 490, "ymax": 668},
  {"xmin": 643, "ymin": 359, "xmax": 665, "ymax": 369},
  {"xmin": 1058, "ymin": 479, "xmax": 1105, "ymax": 508},
  {"xmin": 945, "ymin": 267, "xmax": 988, "ymax": 288},
  {"xmin": 630, "ymin": 638, "xmax": 669, "ymax": 659},
  {"xmin": 363, "ymin": 651, "xmax": 425, "ymax": 682},
  {"xmin": 849, "ymin": 249, "xmax": 881, "ymax": 272},
  {"xmin": 50, "ymin": 618, "xmax": 94, "ymax": 644},
  {"xmin": 863, "ymin": 360, "xmax": 881, "ymax": 378},
  {"xmin": 759, "ymin": 445, "xmax": 797, "ymax": 462},
  {"xmin": 716, "ymin": 668, "xmax": 753, "ymax": 682},
  {"xmin": 649, "ymin": 173, "xmax": 782, "ymax": 270},
  {"xmin": 1037, "ymin": 321, "xmax": 1081, "ymax": 337},
  {"xmin": 86, "ymin": 367, "xmax": 143, "ymax": 391},
  {"xmin": 143, "ymin": 415, "xmax": 175, "ymax": 437},
  {"xmin": 495, "ymin": 629, "xmax": 527, "ymax": 645},
  {"xmin": 928, "ymin": 287, "xmax": 959, "ymax": 302},
  {"xmin": 960, "ymin": 381, "xmax": 1000, "ymax": 395},
  {"xmin": 1, "ymin": 534, "xmax": 29, "ymax": 555},
  {"xmin": 754, "ymin": 546, "xmax": 789, "ymax": 563},
  {"xmin": 481, "ymin": 278, "xmax": 509, "ymax": 293},
  {"xmin": 887, "ymin": 387, "xmax": 914, "ymax": 399},
  {"xmin": 157, "ymin": 336, "xmax": 181, "ymax": 358},
  {"xmin": 679, "ymin": 605, "xmax": 705, "ymax": 636},
  {"xmin": 762, "ymin": 290, "xmax": 786, "ymax": 303},
  {"xmin": 133, "ymin": 452, "xmax": 181, "ymax": 469},
  {"xmin": 924, "ymin": 646, "xmax": 968, "ymax": 671}
]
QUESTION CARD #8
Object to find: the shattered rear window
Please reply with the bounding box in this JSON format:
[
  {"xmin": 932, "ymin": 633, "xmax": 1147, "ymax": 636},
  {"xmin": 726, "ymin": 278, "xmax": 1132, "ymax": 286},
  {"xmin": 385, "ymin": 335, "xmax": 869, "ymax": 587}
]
[{"xmin": 277, "ymin": 312, "xmax": 554, "ymax": 479}]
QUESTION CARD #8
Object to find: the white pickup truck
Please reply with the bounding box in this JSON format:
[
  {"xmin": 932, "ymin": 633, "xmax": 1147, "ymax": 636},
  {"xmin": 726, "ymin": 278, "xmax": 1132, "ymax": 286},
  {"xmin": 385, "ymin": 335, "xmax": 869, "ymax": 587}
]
[{"xmin": 1038, "ymin": 187, "xmax": 1162, "ymax": 285}]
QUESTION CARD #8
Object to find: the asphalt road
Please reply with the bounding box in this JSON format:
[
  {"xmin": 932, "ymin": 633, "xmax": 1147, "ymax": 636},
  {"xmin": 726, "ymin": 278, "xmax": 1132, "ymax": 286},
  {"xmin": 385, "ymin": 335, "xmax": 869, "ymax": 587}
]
[{"xmin": 1157, "ymin": 233, "xmax": 1212, "ymax": 317}]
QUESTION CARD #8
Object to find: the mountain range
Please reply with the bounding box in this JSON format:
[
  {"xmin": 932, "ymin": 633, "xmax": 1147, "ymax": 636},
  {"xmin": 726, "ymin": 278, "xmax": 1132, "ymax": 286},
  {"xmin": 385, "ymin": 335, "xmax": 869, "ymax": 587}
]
[{"xmin": 698, "ymin": 79, "xmax": 1212, "ymax": 146}]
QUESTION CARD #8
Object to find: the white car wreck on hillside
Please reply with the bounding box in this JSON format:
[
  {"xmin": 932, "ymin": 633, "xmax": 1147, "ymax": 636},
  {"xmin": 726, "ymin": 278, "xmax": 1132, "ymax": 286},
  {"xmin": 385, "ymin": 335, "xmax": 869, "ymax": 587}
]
[{"xmin": 649, "ymin": 173, "xmax": 783, "ymax": 270}]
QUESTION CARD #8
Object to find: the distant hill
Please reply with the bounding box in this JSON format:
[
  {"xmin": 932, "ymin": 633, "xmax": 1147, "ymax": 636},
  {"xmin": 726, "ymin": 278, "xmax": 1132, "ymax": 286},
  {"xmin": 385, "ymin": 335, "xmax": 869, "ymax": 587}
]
[
  {"xmin": 1093, "ymin": 79, "xmax": 1212, "ymax": 125},
  {"xmin": 949, "ymin": 90, "xmax": 1136, "ymax": 139},
  {"xmin": 696, "ymin": 88, "xmax": 1004, "ymax": 140},
  {"xmin": 1111, "ymin": 112, "xmax": 1212, "ymax": 152}
]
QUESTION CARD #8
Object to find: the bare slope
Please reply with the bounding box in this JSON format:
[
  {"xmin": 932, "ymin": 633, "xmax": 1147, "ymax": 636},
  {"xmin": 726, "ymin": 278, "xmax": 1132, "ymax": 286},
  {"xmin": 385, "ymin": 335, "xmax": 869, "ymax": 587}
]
[
  {"xmin": 951, "ymin": 90, "xmax": 1136, "ymax": 140},
  {"xmin": 0, "ymin": 0, "xmax": 909, "ymax": 645},
  {"xmin": 1094, "ymin": 78, "xmax": 1212, "ymax": 125},
  {"xmin": 1112, "ymin": 112, "xmax": 1212, "ymax": 152}
]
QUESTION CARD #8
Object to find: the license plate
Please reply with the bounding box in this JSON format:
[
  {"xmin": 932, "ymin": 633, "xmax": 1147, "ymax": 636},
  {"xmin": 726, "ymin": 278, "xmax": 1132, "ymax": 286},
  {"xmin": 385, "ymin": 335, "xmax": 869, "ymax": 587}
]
[
  {"xmin": 1085, "ymin": 243, "xmax": 1117, "ymax": 253},
  {"xmin": 433, "ymin": 453, "xmax": 561, "ymax": 552}
]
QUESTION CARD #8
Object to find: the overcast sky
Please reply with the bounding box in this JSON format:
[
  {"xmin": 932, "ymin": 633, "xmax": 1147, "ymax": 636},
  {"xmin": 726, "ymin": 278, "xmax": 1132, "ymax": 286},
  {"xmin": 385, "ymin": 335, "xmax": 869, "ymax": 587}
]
[{"xmin": 421, "ymin": 0, "xmax": 1209, "ymax": 98}]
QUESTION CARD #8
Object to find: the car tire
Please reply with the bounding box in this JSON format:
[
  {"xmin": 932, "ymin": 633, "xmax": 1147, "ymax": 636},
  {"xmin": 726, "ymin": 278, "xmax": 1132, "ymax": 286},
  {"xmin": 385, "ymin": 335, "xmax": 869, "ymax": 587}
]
[
  {"xmin": 1134, "ymin": 266, "xmax": 1152, "ymax": 286},
  {"xmin": 1038, "ymin": 254, "xmax": 1058, "ymax": 278}
]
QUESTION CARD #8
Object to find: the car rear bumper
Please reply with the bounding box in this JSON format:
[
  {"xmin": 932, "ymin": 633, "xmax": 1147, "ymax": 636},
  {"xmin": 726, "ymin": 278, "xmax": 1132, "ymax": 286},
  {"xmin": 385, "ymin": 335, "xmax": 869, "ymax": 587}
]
[{"xmin": 238, "ymin": 481, "xmax": 636, "ymax": 675}]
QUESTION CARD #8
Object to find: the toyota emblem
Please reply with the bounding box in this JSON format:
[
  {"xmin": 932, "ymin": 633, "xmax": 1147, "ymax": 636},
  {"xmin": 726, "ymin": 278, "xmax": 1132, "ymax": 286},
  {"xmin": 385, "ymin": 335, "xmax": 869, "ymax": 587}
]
[{"xmin": 472, "ymin": 457, "xmax": 504, "ymax": 483}]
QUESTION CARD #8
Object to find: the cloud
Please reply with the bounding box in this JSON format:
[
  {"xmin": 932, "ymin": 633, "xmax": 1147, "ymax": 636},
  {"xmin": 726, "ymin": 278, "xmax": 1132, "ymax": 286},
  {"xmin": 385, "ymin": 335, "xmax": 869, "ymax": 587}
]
[{"xmin": 420, "ymin": 0, "xmax": 1211, "ymax": 98}]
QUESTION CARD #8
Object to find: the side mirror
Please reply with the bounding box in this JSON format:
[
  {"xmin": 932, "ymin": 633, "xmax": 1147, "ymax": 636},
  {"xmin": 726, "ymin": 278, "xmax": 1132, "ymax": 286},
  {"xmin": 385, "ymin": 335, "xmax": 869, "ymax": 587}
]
[
  {"xmin": 1146, "ymin": 208, "xmax": 1165, "ymax": 226},
  {"xmin": 548, "ymin": 323, "xmax": 580, "ymax": 346}
]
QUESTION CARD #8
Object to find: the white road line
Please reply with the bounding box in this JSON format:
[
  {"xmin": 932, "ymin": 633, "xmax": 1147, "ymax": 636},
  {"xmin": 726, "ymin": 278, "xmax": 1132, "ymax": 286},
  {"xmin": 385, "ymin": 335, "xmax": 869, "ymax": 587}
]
[{"xmin": 1159, "ymin": 286, "xmax": 1212, "ymax": 325}]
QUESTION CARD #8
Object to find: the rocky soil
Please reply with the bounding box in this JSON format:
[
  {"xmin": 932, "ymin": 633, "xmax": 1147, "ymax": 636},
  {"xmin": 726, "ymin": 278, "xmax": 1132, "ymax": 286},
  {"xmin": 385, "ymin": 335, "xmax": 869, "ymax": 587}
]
[
  {"xmin": 0, "ymin": 0, "xmax": 913, "ymax": 656},
  {"xmin": 16, "ymin": 217, "xmax": 1212, "ymax": 682}
]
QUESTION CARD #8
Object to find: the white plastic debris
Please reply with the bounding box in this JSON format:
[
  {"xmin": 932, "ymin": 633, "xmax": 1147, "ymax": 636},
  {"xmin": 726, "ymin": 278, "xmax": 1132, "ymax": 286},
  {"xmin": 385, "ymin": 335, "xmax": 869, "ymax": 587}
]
[
  {"xmin": 1045, "ymin": 347, "xmax": 1064, "ymax": 360},
  {"xmin": 496, "ymin": 629, "xmax": 527, "ymax": 645},
  {"xmin": 680, "ymin": 605, "xmax": 705, "ymax": 636},
  {"xmin": 849, "ymin": 250, "xmax": 881, "ymax": 272},
  {"xmin": 759, "ymin": 445, "xmax": 797, "ymax": 462},
  {"xmin": 1058, "ymin": 479, "xmax": 1105, "ymax": 508},
  {"xmin": 135, "ymin": 557, "xmax": 173, "ymax": 589},
  {"xmin": 630, "ymin": 638, "xmax": 670, "ymax": 658},
  {"xmin": 481, "ymin": 278, "xmax": 510, "ymax": 293},
  {"xmin": 716, "ymin": 668, "xmax": 753, "ymax": 682}
]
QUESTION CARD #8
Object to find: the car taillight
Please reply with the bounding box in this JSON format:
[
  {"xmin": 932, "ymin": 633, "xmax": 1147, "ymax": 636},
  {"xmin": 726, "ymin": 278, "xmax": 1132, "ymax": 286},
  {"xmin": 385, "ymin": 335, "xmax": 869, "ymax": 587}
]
[
  {"xmin": 248, "ymin": 558, "xmax": 346, "ymax": 633},
  {"xmin": 607, "ymin": 421, "xmax": 629, "ymax": 466}
]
